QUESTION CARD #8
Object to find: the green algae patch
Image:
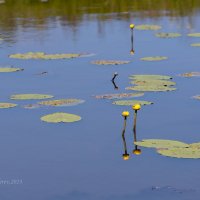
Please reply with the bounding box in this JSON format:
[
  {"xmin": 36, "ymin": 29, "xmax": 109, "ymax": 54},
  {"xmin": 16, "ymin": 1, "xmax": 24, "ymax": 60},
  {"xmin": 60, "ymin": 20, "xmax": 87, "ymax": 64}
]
[
  {"xmin": 38, "ymin": 99, "xmax": 85, "ymax": 107},
  {"xmin": 155, "ymin": 32, "xmax": 181, "ymax": 38},
  {"xmin": 135, "ymin": 24, "xmax": 162, "ymax": 30},
  {"xmin": 0, "ymin": 103, "xmax": 17, "ymax": 109},
  {"xmin": 94, "ymin": 92, "xmax": 144, "ymax": 99},
  {"xmin": 140, "ymin": 56, "xmax": 168, "ymax": 61},
  {"xmin": 112, "ymin": 100, "xmax": 153, "ymax": 106},
  {"xmin": 41, "ymin": 112, "xmax": 81, "ymax": 123},
  {"xmin": 10, "ymin": 94, "xmax": 54, "ymax": 100},
  {"xmin": 91, "ymin": 60, "xmax": 130, "ymax": 65}
]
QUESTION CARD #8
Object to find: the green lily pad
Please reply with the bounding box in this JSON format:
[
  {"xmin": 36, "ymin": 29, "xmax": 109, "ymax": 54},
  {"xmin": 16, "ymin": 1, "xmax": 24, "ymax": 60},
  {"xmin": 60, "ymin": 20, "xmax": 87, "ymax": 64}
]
[
  {"xmin": 131, "ymin": 79, "xmax": 176, "ymax": 87},
  {"xmin": 155, "ymin": 33, "xmax": 181, "ymax": 38},
  {"xmin": 41, "ymin": 112, "xmax": 81, "ymax": 123},
  {"xmin": 191, "ymin": 43, "xmax": 200, "ymax": 47},
  {"xmin": 157, "ymin": 147, "xmax": 200, "ymax": 159},
  {"xmin": 129, "ymin": 75, "xmax": 172, "ymax": 80},
  {"xmin": 187, "ymin": 33, "xmax": 200, "ymax": 37},
  {"xmin": 0, "ymin": 103, "xmax": 17, "ymax": 109},
  {"xmin": 126, "ymin": 85, "xmax": 176, "ymax": 92},
  {"xmin": 10, "ymin": 94, "xmax": 54, "ymax": 100},
  {"xmin": 9, "ymin": 52, "xmax": 81, "ymax": 60},
  {"xmin": 134, "ymin": 139, "xmax": 189, "ymax": 149},
  {"xmin": 140, "ymin": 56, "xmax": 168, "ymax": 61},
  {"xmin": 91, "ymin": 60, "xmax": 130, "ymax": 65},
  {"xmin": 0, "ymin": 67, "xmax": 23, "ymax": 72},
  {"xmin": 112, "ymin": 100, "xmax": 153, "ymax": 106},
  {"xmin": 38, "ymin": 99, "xmax": 85, "ymax": 106},
  {"xmin": 94, "ymin": 92, "xmax": 144, "ymax": 99},
  {"xmin": 135, "ymin": 24, "xmax": 162, "ymax": 30},
  {"xmin": 179, "ymin": 72, "xmax": 200, "ymax": 77}
]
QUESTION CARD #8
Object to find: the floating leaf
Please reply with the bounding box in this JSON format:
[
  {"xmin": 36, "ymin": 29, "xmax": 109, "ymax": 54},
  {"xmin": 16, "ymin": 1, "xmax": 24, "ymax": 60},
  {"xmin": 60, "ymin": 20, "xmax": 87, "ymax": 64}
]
[
  {"xmin": 191, "ymin": 43, "xmax": 200, "ymax": 47},
  {"xmin": 94, "ymin": 92, "xmax": 144, "ymax": 99},
  {"xmin": 179, "ymin": 72, "xmax": 200, "ymax": 77},
  {"xmin": 9, "ymin": 52, "xmax": 81, "ymax": 60},
  {"xmin": 157, "ymin": 147, "xmax": 200, "ymax": 159},
  {"xmin": 135, "ymin": 24, "xmax": 162, "ymax": 30},
  {"xmin": 112, "ymin": 100, "xmax": 153, "ymax": 106},
  {"xmin": 140, "ymin": 56, "xmax": 168, "ymax": 61},
  {"xmin": 155, "ymin": 33, "xmax": 181, "ymax": 38},
  {"xmin": 129, "ymin": 75, "xmax": 172, "ymax": 80},
  {"xmin": 131, "ymin": 79, "xmax": 176, "ymax": 87},
  {"xmin": 38, "ymin": 99, "xmax": 85, "ymax": 106},
  {"xmin": 10, "ymin": 94, "xmax": 54, "ymax": 100},
  {"xmin": 134, "ymin": 139, "xmax": 189, "ymax": 149},
  {"xmin": 126, "ymin": 85, "xmax": 176, "ymax": 92},
  {"xmin": 91, "ymin": 60, "xmax": 130, "ymax": 65},
  {"xmin": 189, "ymin": 142, "xmax": 200, "ymax": 149},
  {"xmin": 0, "ymin": 67, "xmax": 23, "ymax": 73},
  {"xmin": 41, "ymin": 112, "xmax": 81, "ymax": 123},
  {"xmin": 187, "ymin": 33, "xmax": 200, "ymax": 37},
  {"xmin": 23, "ymin": 104, "xmax": 41, "ymax": 109},
  {"xmin": 0, "ymin": 103, "xmax": 17, "ymax": 109}
]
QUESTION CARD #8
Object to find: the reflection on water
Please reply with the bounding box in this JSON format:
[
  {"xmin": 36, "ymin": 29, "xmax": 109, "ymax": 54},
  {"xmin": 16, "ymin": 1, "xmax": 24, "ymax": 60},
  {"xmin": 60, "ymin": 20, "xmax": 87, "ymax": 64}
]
[{"xmin": 130, "ymin": 26, "xmax": 135, "ymax": 55}]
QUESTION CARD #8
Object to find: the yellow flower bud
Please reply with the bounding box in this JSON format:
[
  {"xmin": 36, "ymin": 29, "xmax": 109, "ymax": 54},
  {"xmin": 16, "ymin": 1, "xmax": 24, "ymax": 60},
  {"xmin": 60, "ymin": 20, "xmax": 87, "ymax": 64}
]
[
  {"xmin": 132, "ymin": 104, "xmax": 141, "ymax": 111},
  {"xmin": 130, "ymin": 24, "xmax": 135, "ymax": 29},
  {"xmin": 122, "ymin": 111, "xmax": 130, "ymax": 117}
]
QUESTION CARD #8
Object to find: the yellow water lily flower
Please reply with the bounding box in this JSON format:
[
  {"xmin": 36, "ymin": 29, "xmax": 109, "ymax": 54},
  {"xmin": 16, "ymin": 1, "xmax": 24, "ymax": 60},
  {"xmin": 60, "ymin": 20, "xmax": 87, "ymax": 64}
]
[
  {"xmin": 132, "ymin": 104, "xmax": 141, "ymax": 111},
  {"xmin": 122, "ymin": 111, "xmax": 130, "ymax": 117},
  {"xmin": 130, "ymin": 24, "xmax": 135, "ymax": 29}
]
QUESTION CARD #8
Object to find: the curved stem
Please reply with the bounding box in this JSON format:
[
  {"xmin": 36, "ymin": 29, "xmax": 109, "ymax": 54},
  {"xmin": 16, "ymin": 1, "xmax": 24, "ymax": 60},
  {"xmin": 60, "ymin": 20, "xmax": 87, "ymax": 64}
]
[{"xmin": 122, "ymin": 117, "xmax": 128, "ymax": 154}]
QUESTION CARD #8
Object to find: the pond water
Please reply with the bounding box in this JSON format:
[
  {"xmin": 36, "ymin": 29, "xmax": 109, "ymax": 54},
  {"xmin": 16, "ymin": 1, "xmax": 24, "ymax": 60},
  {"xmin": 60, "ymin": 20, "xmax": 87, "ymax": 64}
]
[{"xmin": 0, "ymin": 0, "xmax": 200, "ymax": 199}]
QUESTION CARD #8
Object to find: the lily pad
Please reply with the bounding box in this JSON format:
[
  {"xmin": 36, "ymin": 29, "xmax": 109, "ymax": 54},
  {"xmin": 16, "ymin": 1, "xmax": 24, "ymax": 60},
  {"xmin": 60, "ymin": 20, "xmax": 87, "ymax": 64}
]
[
  {"xmin": 126, "ymin": 85, "xmax": 176, "ymax": 92},
  {"xmin": 0, "ymin": 67, "xmax": 23, "ymax": 72},
  {"xmin": 23, "ymin": 104, "xmax": 41, "ymax": 109},
  {"xmin": 189, "ymin": 142, "xmax": 200, "ymax": 149},
  {"xmin": 134, "ymin": 139, "xmax": 189, "ymax": 149},
  {"xmin": 129, "ymin": 75, "xmax": 172, "ymax": 80},
  {"xmin": 179, "ymin": 72, "xmax": 200, "ymax": 77},
  {"xmin": 140, "ymin": 56, "xmax": 168, "ymax": 61},
  {"xmin": 94, "ymin": 92, "xmax": 144, "ymax": 99},
  {"xmin": 135, "ymin": 25, "xmax": 162, "ymax": 30},
  {"xmin": 41, "ymin": 112, "xmax": 81, "ymax": 123},
  {"xmin": 9, "ymin": 52, "xmax": 81, "ymax": 60},
  {"xmin": 112, "ymin": 100, "xmax": 153, "ymax": 106},
  {"xmin": 131, "ymin": 79, "xmax": 176, "ymax": 87},
  {"xmin": 187, "ymin": 33, "xmax": 200, "ymax": 37},
  {"xmin": 38, "ymin": 99, "xmax": 85, "ymax": 106},
  {"xmin": 0, "ymin": 103, "xmax": 17, "ymax": 109},
  {"xmin": 155, "ymin": 33, "xmax": 181, "ymax": 38},
  {"xmin": 91, "ymin": 60, "xmax": 130, "ymax": 65},
  {"xmin": 191, "ymin": 43, "xmax": 200, "ymax": 47},
  {"xmin": 10, "ymin": 94, "xmax": 54, "ymax": 100},
  {"xmin": 157, "ymin": 147, "xmax": 200, "ymax": 159}
]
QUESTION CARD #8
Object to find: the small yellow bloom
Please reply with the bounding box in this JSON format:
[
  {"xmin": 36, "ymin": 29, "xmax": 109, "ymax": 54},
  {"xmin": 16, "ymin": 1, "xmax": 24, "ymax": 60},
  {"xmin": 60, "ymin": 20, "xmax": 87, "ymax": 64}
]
[
  {"xmin": 133, "ymin": 149, "xmax": 142, "ymax": 155},
  {"xmin": 123, "ymin": 154, "xmax": 130, "ymax": 160},
  {"xmin": 130, "ymin": 24, "xmax": 135, "ymax": 29},
  {"xmin": 122, "ymin": 111, "xmax": 130, "ymax": 117},
  {"xmin": 132, "ymin": 104, "xmax": 141, "ymax": 111}
]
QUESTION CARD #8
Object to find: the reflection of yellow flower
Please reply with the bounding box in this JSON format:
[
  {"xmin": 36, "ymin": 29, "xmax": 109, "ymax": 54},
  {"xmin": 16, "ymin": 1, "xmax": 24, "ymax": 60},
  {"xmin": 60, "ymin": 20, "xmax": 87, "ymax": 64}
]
[
  {"xmin": 130, "ymin": 49, "xmax": 135, "ymax": 55},
  {"xmin": 133, "ymin": 149, "xmax": 142, "ymax": 155},
  {"xmin": 132, "ymin": 104, "xmax": 141, "ymax": 111},
  {"xmin": 123, "ymin": 154, "xmax": 130, "ymax": 160},
  {"xmin": 122, "ymin": 111, "xmax": 130, "ymax": 117},
  {"xmin": 130, "ymin": 24, "xmax": 135, "ymax": 29}
]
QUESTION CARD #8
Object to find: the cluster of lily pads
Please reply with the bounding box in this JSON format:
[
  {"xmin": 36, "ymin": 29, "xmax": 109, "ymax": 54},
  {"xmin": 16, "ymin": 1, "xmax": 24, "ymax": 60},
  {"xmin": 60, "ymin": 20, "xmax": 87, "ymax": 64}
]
[{"xmin": 134, "ymin": 139, "xmax": 200, "ymax": 159}]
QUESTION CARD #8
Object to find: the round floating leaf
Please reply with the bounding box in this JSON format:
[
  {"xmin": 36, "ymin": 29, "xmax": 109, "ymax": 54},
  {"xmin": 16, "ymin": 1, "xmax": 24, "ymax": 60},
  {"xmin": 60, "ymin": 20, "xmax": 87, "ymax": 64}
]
[
  {"xmin": 126, "ymin": 85, "xmax": 176, "ymax": 92},
  {"xmin": 91, "ymin": 60, "xmax": 130, "ymax": 65},
  {"xmin": 155, "ymin": 33, "xmax": 181, "ymax": 38},
  {"xmin": 9, "ymin": 52, "xmax": 81, "ymax": 60},
  {"xmin": 157, "ymin": 147, "xmax": 200, "ymax": 159},
  {"xmin": 191, "ymin": 43, "xmax": 200, "ymax": 47},
  {"xmin": 38, "ymin": 99, "xmax": 85, "ymax": 106},
  {"xmin": 41, "ymin": 112, "xmax": 81, "ymax": 123},
  {"xmin": 131, "ymin": 79, "xmax": 176, "ymax": 87},
  {"xmin": 10, "ymin": 94, "xmax": 54, "ymax": 100},
  {"xmin": 135, "ymin": 24, "xmax": 162, "ymax": 30},
  {"xmin": 94, "ymin": 92, "xmax": 144, "ymax": 99},
  {"xmin": 187, "ymin": 33, "xmax": 200, "ymax": 37},
  {"xmin": 0, "ymin": 67, "xmax": 23, "ymax": 72},
  {"xmin": 112, "ymin": 100, "xmax": 153, "ymax": 106},
  {"xmin": 179, "ymin": 72, "xmax": 200, "ymax": 77},
  {"xmin": 134, "ymin": 139, "xmax": 189, "ymax": 149},
  {"xmin": 140, "ymin": 56, "xmax": 168, "ymax": 61},
  {"xmin": 0, "ymin": 103, "xmax": 17, "ymax": 109},
  {"xmin": 129, "ymin": 75, "xmax": 172, "ymax": 80}
]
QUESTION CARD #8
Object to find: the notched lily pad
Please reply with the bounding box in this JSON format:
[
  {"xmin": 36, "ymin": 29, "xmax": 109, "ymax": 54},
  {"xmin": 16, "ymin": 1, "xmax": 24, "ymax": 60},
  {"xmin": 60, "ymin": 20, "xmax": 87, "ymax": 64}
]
[
  {"xmin": 134, "ymin": 139, "xmax": 189, "ymax": 149},
  {"xmin": 135, "ymin": 24, "xmax": 162, "ymax": 30},
  {"xmin": 126, "ymin": 85, "xmax": 176, "ymax": 92},
  {"xmin": 9, "ymin": 52, "xmax": 82, "ymax": 60},
  {"xmin": 38, "ymin": 99, "xmax": 85, "ymax": 106},
  {"xmin": 10, "ymin": 94, "xmax": 54, "ymax": 100},
  {"xmin": 0, "ymin": 103, "xmax": 17, "ymax": 109},
  {"xmin": 140, "ymin": 56, "xmax": 168, "ymax": 61},
  {"xmin": 41, "ymin": 112, "xmax": 81, "ymax": 123},
  {"xmin": 112, "ymin": 100, "xmax": 153, "ymax": 106},
  {"xmin": 91, "ymin": 60, "xmax": 130, "ymax": 65},
  {"xmin": 187, "ymin": 33, "xmax": 200, "ymax": 37},
  {"xmin": 155, "ymin": 33, "xmax": 181, "ymax": 38},
  {"xmin": 179, "ymin": 72, "xmax": 200, "ymax": 77},
  {"xmin": 0, "ymin": 67, "xmax": 23, "ymax": 73},
  {"xmin": 157, "ymin": 147, "xmax": 200, "ymax": 159},
  {"xmin": 191, "ymin": 43, "xmax": 200, "ymax": 47},
  {"xmin": 94, "ymin": 92, "xmax": 144, "ymax": 99}
]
